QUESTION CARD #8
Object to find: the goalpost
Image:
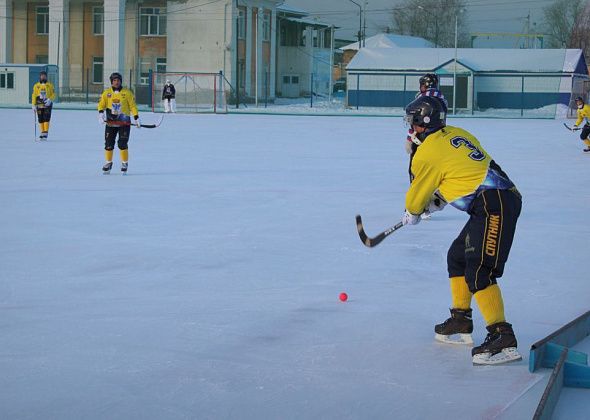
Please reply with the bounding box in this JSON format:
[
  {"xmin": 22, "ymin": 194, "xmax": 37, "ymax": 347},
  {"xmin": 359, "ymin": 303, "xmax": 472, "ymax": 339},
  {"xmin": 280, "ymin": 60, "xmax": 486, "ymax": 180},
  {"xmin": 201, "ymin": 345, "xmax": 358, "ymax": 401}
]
[{"xmin": 151, "ymin": 71, "xmax": 228, "ymax": 114}]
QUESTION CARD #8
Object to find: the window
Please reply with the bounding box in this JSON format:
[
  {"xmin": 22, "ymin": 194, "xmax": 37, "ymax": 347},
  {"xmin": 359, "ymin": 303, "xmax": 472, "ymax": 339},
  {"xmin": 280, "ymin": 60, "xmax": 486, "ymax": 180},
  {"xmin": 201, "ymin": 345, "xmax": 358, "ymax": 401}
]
[
  {"xmin": 93, "ymin": 7, "xmax": 104, "ymax": 35},
  {"xmin": 282, "ymin": 76, "xmax": 290, "ymax": 84},
  {"xmin": 238, "ymin": 8, "xmax": 245, "ymax": 39},
  {"xmin": 92, "ymin": 56, "xmax": 103, "ymax": 84},
  {"xmin": 35, "ymin": 55, "xmax": 48, "ymax": 64},
  {"xmin": 140, "ymin": 60, "xmax": 151, "ymax": 85},
  {"xmin": 0, "ymin": 72, "xmax": 15, "ymax": 89},
  {"xmin": 140, "ymin": 7, "xmax": 166, "ymax": 36},
  {"xmin": 36, "ymin": 6, "xmax": 49, "ymax": 35},
  {"xmin": 262, "ymin": 13, "xmax": 270, "ymax": 42},
  {"xmin": 156, "ymin": 57, "xmax": 166, "ymax": 74}
]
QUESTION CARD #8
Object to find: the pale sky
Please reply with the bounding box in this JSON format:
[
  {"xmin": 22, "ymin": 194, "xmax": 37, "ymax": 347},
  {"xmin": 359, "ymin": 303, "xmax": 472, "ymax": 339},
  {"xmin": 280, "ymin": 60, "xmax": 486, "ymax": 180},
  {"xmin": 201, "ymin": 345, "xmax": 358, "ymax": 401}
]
[{"xmin": 284, "ymin": 0, "xmax": 557, "ymax": 48}]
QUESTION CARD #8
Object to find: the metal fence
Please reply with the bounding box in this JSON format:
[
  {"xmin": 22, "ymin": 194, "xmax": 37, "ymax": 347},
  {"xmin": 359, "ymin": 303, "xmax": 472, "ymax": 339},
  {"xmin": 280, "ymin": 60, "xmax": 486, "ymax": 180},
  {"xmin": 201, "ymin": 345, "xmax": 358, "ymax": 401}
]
[{"xmin": 346, "ymin": 72, "xmax": 589, "ymax": 118}]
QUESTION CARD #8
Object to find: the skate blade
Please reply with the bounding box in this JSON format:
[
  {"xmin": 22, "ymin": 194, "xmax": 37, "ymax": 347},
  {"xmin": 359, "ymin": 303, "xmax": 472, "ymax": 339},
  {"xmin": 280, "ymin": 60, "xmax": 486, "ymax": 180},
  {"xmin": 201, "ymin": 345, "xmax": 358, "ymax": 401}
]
[
  {"xmin": 435, "ymin": 333, "xmax": 473, "ymax": 345},
  {"xmin": 421, "ymin": 213, "xmax": 432, "ymax": 220},
  {"xmin": 472, "ymin": 347, "xmax": 522, "ymax": 365},
  {"xmin": 102, "ymin": 170, "xmax": 111, "ymax": 175}
]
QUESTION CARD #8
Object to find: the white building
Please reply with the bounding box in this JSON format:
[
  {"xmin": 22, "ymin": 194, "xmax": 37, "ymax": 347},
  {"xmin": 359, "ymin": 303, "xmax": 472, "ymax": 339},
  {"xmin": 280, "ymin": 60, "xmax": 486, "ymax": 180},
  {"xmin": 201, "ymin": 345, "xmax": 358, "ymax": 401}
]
[{"xmin": 346, "ymin": 47, "xmax": 589, "ymax": 115}]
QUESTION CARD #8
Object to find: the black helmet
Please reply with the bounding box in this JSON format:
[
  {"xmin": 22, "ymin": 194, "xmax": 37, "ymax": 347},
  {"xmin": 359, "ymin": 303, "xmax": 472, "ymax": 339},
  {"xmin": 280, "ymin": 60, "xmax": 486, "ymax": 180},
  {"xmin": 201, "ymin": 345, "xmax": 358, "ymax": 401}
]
[
  {"xmin": 405, "ymin": 96, "xmax": 446, "ymax": 132},
  {"xmin": 575, "ymin": 96, "xmax": 584, "ymax": 104},
  {"xmin": 419, "ymin": 73, "xmax": 439, "ymax": 89},
  {"xmin": 39, "ymin": 70, "xmax": 47, "ymax": 80},
  {"xmin": 109, "ymin": 72, "xmax": 123, "ymax": 83}
]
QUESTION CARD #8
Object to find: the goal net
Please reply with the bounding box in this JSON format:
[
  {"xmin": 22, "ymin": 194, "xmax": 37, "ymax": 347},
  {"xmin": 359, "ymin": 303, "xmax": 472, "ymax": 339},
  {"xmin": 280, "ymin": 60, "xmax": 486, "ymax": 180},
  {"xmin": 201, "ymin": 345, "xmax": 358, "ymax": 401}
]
[{"xmin": 151, "ymin": 72, "xmax": 228, "ymax": 113}]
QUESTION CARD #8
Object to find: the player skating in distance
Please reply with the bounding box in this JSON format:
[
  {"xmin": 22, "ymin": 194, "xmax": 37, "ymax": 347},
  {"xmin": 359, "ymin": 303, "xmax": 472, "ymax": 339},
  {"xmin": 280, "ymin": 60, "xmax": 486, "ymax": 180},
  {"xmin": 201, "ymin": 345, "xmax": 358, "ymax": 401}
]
[
  {"xmin": 573, "ymin": 96, "xmax": 590, "ymax": 152},
  {"xmin": 402, "ymin": 96, "xmax": 523, "ymax": 365},
  {"xmin": 32, "ymin": 70, "xmax": 55, "ymax": 141},
  {"xmin": 97, "ymin": 72, "xmax": 140, "ymax": 174}
]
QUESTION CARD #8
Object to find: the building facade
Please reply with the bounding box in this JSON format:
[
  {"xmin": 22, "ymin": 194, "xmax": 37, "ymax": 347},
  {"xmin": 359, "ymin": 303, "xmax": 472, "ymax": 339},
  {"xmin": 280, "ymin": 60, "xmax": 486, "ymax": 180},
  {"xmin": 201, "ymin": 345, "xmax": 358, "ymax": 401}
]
[{"xmin": 0, "ymin": 0, "xmax": 337, "ymax": 104}]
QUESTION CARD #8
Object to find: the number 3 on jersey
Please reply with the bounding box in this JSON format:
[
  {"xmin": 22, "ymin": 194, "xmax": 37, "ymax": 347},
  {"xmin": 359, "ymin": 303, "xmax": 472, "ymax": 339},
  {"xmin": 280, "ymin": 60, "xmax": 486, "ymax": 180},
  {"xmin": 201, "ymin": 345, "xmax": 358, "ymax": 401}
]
[{"xmin": 450, "ymin": 137, "xmax": 485, "ymax": 161}]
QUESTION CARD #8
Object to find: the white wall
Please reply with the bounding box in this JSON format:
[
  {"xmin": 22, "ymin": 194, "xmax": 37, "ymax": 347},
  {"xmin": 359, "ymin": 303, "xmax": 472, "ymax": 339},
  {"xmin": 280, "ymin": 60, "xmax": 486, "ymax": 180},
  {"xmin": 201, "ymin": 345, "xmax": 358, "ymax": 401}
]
[
  {"xmin": 0, "ymin": 67, "xmax": 31, "ymax": 105},
  {"xmin": 166, "ymin": 0, "xmax": 228, "ymax": 74}
]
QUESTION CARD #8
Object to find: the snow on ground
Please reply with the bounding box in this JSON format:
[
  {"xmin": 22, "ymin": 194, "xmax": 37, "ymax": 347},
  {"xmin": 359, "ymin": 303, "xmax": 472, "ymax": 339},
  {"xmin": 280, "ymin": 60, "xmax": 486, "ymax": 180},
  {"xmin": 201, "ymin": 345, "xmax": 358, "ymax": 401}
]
[{"xmin": 0, "ymin": 109, "xmax": 589, "ymax": 419}]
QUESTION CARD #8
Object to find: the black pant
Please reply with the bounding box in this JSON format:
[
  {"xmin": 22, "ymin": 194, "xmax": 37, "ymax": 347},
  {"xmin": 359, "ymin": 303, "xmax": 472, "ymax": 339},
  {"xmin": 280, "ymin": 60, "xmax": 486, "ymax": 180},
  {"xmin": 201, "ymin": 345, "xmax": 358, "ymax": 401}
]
[
  {"xmin": 36, "ymin": 105, "xmax": 52, "ymax": 123},
  {"xmin": 447, "ymin": 188, "xmax": 522, "ymax": 293},
  {"xmin": 104, "ymin": 125, "xmax": 130, "ymax": 150},
  {"xmin": 580, "ymin": 125, "xmax": 590, "ymax": 141}
]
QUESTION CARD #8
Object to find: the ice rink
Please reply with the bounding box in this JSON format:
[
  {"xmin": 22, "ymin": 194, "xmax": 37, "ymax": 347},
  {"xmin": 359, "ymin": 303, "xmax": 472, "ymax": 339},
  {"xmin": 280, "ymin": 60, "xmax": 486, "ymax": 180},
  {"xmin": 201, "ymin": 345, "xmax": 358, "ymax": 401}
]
[{"xmin": 1, "ymin": 109, "xmax": 589, "ymax": 419}]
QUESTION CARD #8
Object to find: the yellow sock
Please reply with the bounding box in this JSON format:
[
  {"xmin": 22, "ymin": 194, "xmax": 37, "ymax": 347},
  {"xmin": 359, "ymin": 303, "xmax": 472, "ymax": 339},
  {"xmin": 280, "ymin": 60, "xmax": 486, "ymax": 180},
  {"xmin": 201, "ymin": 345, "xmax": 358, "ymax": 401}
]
[
  {"xmin": 474, "ymin": 284, "xmax": 505, "ymax": 326},
  {"xmin": 39, "ymin": 123, "xmax": 44, "ymax": 132},
  {"xmin": 120, "ymin": 149, "xmax": 128, "ymax": 162},
  {"xmin": 45, "ymin": 121, "xmax": 50, "ymax": 132},
  {"xmin": 105, "ymin": 149, "xmax": 113, "ymax": 162},
  {"xmin": 450, "ymin": 276, "xmax": 472, "ymax": 310},
  {"xmin": 584, "ymin": 139, "xmax": 590, "ymax": 147}
]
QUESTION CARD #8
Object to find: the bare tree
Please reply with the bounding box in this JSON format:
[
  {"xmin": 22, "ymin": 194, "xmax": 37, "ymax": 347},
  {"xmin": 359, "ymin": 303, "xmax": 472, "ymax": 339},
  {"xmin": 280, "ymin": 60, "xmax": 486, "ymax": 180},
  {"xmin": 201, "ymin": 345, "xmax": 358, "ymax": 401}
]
[
  {"xmin": 570, "ymin": 2, "xmax": 590, "ymax": 58},
  {"xmin": 392, "ymin": 0, "xmax": 469, "ymax": 48},
  {"xmin": 543, "ymin": 0, "xmax": 583, "ymax": 48}
]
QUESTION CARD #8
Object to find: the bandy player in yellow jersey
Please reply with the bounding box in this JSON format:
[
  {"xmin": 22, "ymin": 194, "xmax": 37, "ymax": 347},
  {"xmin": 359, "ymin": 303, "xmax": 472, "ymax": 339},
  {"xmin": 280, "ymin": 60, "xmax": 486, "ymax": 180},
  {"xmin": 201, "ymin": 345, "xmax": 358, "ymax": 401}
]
[
  {"xmin": 31, "ymin": 70, "xmax": 56, "ymax": 140},
  {"xmin": 573, "ymin": 96, "xmax": 590, "ymax": 152},
  {"xmin": 401, "ymin": 96, "xmax": 523, "ymax": 365},
  {"xmin": 97, "ymin": 72, "xmax": 140, "ymax": 174}
]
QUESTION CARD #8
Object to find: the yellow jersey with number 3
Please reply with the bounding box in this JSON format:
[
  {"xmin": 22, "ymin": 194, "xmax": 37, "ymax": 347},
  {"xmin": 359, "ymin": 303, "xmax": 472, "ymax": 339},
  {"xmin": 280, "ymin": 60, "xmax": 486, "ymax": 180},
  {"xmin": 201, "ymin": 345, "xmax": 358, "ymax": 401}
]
[
  {"xmin": 97, "ymin": 87, "xmax": 139, "ymax": 119},
  {"xmin": 406, "ymin": 125, "xmax": 514, "ymax": 214},
  {"xmin": 575, "ymin": 104, "xmax": 590, "ymax": 127}
]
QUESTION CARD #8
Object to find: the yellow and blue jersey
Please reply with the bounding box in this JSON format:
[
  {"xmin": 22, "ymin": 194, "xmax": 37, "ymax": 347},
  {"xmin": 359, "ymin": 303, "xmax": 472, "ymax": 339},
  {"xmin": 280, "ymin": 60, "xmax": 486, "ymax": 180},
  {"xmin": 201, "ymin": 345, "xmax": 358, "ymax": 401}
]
[
  {"xmin": 575, "ymin": 104, "xmax": 590, "ymax": 127},
  {"xmin": 98, "ymin": 87, "xmax": 138, "ymax": 122},
  {"xmin": 406, "ymin": 125, "xmax": 514, "ymax": 214},
  {"xmin": 31, "ymin": 82, "xmax": 56, "ymax": 107}
]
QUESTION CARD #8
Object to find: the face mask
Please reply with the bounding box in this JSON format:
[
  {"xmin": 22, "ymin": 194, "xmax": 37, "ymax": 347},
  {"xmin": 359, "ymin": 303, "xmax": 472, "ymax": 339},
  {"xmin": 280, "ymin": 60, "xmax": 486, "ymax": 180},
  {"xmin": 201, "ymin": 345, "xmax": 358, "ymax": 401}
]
[{"xmin": 578, "ymin": 103, "xmax": 584, "ymax": 109}]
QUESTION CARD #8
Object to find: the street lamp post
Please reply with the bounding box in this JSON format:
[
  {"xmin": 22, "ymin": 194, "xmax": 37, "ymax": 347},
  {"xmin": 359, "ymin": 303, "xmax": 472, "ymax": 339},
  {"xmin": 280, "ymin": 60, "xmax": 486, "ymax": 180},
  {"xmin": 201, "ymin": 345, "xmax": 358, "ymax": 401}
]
[
  {"xmin": 453, "ymin": 9, "xmax": 465, "ymax": 115},
  {"xmin": 453, "ymin": 13, "xmax": 458, "ymax": 115},
  {"xmin": 348, "ymin": 0, "xmax": 362, "ymax": 50}
]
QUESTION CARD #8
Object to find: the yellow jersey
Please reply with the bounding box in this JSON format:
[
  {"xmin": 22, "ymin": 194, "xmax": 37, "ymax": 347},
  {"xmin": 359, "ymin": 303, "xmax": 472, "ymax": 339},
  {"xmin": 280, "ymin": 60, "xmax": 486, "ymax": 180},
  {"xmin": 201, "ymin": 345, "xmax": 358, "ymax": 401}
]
[
  {"xmin": 575, "ymin": 104, "xmax": 590, "ymax": 127},
  {"xmin": 31, "ymin": 82, "xmax": 56, "ymax": 107},
  {"xmin": 98, "ymin": 87, "xmax": 139, "ymax": 120},
  {"xmin": 406, "ymin": 125, "xmax": 515, "ymax": 214}
]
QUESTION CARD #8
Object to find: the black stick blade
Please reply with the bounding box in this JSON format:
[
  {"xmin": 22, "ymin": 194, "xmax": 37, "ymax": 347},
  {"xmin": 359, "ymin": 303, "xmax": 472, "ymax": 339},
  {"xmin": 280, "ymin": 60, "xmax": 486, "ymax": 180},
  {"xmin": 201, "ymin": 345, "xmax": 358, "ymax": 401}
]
[
  {"xmin": 356, "ymin": 215, "xmax": 404, "ymax": 248},
  {"xmin": 563, "ymin": 122, "xmax": 581, "ymax": 131},
  {"xmin": 356, "ymin": 215, "xmax": 372, "ymax": 247}
]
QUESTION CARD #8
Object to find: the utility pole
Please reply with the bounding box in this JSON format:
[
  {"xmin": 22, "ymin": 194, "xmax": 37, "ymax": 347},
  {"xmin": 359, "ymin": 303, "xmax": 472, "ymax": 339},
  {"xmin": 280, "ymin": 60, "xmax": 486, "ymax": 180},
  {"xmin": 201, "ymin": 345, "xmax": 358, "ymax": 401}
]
[
  {"xmin": 526, "ymin": 11, "xmax": 530, "ymax": 48},
  {"xmin": 348, "ymin": 0, "xmax": 362, "ymax": 49},
  {"xmin": 363, "ymin": 1, "xmax": 367, "ymax": 47}
]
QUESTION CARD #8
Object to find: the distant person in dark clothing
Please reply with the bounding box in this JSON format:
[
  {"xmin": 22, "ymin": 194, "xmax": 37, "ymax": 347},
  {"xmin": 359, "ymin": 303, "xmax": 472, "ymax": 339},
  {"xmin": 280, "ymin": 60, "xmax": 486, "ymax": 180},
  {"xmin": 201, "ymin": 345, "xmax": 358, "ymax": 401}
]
[{"xmin": 162, "ymin": 80, "xmax": 176, "ymax": 113}]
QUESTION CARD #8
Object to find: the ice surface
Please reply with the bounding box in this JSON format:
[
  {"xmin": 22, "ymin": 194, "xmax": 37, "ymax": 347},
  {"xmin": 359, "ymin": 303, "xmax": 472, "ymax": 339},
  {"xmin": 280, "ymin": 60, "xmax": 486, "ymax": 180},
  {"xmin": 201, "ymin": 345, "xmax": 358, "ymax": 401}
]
[{"xmin": 1, "ymin": 109, "xmax": 589, "ymax": 419}]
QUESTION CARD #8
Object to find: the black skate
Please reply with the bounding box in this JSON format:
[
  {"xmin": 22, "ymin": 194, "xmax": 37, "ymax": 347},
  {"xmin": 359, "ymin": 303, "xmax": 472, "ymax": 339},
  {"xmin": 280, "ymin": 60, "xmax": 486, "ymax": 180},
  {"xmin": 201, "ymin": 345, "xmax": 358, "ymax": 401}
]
[
  {"xmin": 472, "ymin": 322, "xmax": 522, "ymax": 365},
  {"xmin": 121, "ymin": 162, "xmax": 128, "ymax": 174},
  {"xmin": 584, "ymin": 147, "xmax": 590, "ymax": 152},
  {"xmin": 102, "ymin": 161, "xmax": 113, "ymax": 174},
  {"xmin": 434, "ymin": 308, "xmax": 474, "ymax": 345}
]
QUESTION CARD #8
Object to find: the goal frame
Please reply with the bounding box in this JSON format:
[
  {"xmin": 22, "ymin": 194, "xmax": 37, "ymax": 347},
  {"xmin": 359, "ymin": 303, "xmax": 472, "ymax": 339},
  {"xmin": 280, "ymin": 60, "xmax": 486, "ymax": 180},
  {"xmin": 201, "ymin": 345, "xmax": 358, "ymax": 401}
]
[{"xmin": 151, "ymin": 71, "xmax": 228, "ymax": 114}]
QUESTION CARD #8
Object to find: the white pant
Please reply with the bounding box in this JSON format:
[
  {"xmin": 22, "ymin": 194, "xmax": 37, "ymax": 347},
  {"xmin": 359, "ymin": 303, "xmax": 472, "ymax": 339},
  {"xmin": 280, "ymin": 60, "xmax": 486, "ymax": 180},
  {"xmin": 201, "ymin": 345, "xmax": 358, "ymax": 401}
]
[{"xmin": 163, "ymin": 98, "xmax": 176, "ymax": 113}]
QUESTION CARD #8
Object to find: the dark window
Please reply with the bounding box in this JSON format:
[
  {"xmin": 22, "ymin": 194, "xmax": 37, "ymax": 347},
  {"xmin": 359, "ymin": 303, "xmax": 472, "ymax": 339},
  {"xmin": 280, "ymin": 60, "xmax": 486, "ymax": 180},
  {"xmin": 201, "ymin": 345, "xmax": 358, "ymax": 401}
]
[
  {"xmin": 140, "ymin": 7, "xmax": 166, "ymax": 36},
  {"xmin": 36, "ymin": 6, "xmax": 49, "ymax": 35},
  {"xmin": 92, "ymin": 57, "xmax": 103, "ymax": 84},
  {"xmin": 93, "ymin": 7, "xmax": 104, "ymax": 35}
]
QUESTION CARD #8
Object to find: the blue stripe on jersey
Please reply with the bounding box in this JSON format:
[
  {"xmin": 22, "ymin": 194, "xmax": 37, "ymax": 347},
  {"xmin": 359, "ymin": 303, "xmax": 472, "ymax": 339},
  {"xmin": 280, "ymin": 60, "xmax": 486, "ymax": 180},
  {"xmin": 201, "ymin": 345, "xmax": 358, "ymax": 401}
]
[{"xmin": 450, "ymin": 164, "xmax": 515, "ymax": 212}]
